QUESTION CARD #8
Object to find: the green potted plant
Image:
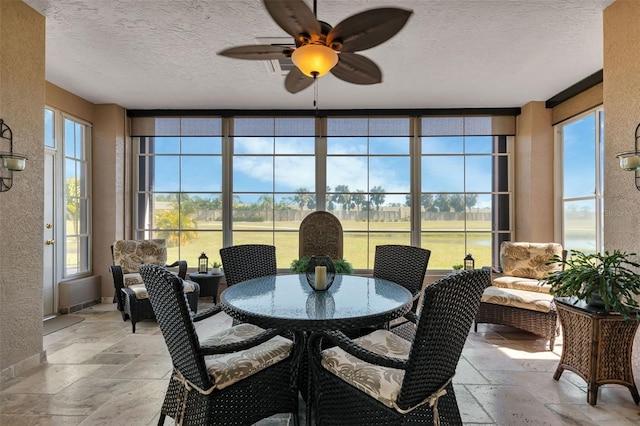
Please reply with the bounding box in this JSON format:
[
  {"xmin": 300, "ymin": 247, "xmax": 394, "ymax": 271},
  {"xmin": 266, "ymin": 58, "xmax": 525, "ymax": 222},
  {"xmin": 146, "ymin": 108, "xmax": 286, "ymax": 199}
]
[
  {"xmin": 210, "ymin": 260, "xmax": 222, "ymax": 275},
  {"xmin": 544, "ymin": 249, "xmax": 640, "ymax": 321},
  {"xmin": 451, "ymin": 264, "xmax": 464, "ymax": 274},
  {"xmin": 290, "ymin": 256, "xmax": 353, "ymax": 274}
]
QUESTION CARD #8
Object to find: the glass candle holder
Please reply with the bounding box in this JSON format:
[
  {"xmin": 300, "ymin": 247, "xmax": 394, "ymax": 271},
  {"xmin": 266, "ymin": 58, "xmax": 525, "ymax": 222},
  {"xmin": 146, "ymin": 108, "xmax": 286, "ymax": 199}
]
[{"xmin": 305, "ymin": 255, "xmax": 336, "ymax": 291}]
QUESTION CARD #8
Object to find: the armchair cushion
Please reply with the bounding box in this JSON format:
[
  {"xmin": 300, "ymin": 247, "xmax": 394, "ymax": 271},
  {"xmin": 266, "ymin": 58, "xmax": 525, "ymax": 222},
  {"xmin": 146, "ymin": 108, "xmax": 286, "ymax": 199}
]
[
  {"xmin": 320, "ymin": 329, "xmax": 411, "ymax": 409},
  {"xmin": 113, "ymin": 239, "xmax": 167, "ymax": 274},
  {"xmin": 200, "ymin": 323, "xmax": 293, "ymax": 390},
  {"xmin": 481, "ymin": 286, "xmax": 554, "ymax": 313},
  {"xmin": 492, "ymin": 276, "xmax": 552, "ymax": 294},
  {"xmin": 126, "ymin": 279, "xmax": 197, "ymax": 299},
  {"xmin": 123, "ymin": 272, "xmax": 144, "ymax": 286},
  {"xmin": 500, "ymin": 242, "xmax": 563, "ymax": 280}
]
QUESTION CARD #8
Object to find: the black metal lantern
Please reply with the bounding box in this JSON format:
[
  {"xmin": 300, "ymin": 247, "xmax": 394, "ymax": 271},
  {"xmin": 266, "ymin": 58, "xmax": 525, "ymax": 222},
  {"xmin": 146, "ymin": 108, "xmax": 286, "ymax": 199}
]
[
  {"xmin": 464, "ymin": 253, "xmax": 475, "ymax": 270},
  {"xmin": 198, "ymin": 252, "xmax": 209, "ymax": 274},
  {"xmin": 305, "ymin": 255, "xmax": 336, "ymax": 291}
]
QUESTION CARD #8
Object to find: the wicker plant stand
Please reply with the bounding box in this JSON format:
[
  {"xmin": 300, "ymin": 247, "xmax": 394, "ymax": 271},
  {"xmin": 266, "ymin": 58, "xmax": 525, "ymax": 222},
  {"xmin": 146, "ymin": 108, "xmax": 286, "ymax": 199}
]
[{"xmin": 554, "ymin": 297, "xmax": 640, "ymax": 406}]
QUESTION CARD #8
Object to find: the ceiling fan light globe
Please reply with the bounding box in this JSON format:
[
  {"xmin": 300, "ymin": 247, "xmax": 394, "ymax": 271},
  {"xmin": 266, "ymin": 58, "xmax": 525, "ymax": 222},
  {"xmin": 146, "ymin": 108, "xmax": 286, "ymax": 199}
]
[{"xmin": 291, "ymin": 44, "xmax": 338, "ymax": 78}]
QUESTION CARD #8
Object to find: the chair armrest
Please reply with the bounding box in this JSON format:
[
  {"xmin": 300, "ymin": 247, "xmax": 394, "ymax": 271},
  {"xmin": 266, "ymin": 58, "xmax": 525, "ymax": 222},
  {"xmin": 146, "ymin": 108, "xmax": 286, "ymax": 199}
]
[
  {"xmin": 199, "ymin": 328, "xmax": 292, "ymax": 356},
  {"xmin": 481, "ymin": 266, "xmax": 499, "ymax": 288},
  {"xmin": 166, "ymin": 260, "xmax": 188, "ymax": 279},
  {"xmin": 121, "ymin": 287, "xmax": 137, "ymax": 301},
  {"xmin": 110, "ymin": 265, "xmax": 126, "ymax": 291},
  {"xmin": 401, "ymin": 311, "xmax": 419, "ymax": 325},
  {"xmin": 192, "ymin": 305, "xmax": 223, "ymax": 322},
  {"xmin": 308, "ymin": 330, "xmax": 407, "ymax": 370}
]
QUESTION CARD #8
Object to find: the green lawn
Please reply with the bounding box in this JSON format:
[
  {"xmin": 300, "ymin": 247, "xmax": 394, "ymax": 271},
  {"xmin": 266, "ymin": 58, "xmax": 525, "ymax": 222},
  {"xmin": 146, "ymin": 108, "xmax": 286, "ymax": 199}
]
[{"xmin": 168, "ymin": 219, "xmax": 494, "ymax": 271}]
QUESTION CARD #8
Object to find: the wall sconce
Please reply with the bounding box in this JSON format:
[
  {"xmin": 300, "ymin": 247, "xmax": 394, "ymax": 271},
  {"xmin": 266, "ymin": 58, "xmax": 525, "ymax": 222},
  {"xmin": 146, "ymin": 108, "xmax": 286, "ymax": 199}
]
[
  {"xmin": 615, "ymin": 123, "xmax": 640, "ymax": 191},
  {"xmin": 0, "ymin": 119, "xmax": 29, "ymax": 192}
]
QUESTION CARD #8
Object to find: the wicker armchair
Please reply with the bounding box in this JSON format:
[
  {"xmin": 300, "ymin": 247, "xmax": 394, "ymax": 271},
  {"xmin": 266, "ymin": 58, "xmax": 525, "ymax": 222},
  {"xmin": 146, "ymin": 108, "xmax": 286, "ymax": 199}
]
[
  {"xmin": 110, "ymin": 239, "xmax": 199, "ymax": 333},
  {"xmin": 474, "ymin": 241, "xmax": 566, "ymax": 350},
  {"xmin": 139, "ymin": 264, "xmax": 301, "ymax": 426},
  {"xmin": 299, "ymin": 211, "xmax": 343, "ymax": 260},
  {"xmin": 308, "ymin": 269, "xmax": 488, "ymax": 425},
  {"xmin": 219, "ymin": 244, "xmax": 277, "ymax": 287}
]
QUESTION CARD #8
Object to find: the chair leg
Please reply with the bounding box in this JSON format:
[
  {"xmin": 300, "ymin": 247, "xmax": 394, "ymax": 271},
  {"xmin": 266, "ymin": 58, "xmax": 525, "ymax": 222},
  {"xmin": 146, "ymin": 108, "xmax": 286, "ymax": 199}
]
[
  {"xmin": 291, "ymin": 393, "xmax": 300, "ymax": 426},
  {"xmin": 131, "ymin": 320, "xmax": 136, "ymax": 333},
  {"xmin": 157, "ymin": 413, "xmax": 165, "ymax": 425}
]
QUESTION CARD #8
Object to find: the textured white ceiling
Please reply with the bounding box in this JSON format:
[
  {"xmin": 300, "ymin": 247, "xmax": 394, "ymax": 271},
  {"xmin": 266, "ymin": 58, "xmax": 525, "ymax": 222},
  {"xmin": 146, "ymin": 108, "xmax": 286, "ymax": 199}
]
[{"xmin": 23, "ymin": 0, "xmax": 614, "ymax": 110}]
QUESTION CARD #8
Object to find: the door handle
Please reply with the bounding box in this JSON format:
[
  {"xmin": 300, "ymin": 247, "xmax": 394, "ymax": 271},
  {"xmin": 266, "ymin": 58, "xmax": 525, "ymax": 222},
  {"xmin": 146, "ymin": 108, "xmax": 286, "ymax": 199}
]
[{"xmin": 46, "ymin": 239, "xmax": 55, "ymax": 245}]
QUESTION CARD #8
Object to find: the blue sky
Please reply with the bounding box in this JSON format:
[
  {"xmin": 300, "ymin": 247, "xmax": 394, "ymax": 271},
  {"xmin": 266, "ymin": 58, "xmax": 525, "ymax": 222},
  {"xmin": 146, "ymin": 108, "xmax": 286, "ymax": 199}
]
[{"xmin": 145, "ymin": 134, "xmax": 499, "ymax": 209}]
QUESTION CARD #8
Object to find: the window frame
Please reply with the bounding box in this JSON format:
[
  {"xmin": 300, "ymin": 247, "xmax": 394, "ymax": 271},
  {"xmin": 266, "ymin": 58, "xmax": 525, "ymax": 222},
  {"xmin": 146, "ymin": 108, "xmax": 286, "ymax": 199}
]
[
  {"xmin": 45, "ymin": 107, "xmax": 93, "ymax": 279},
  {"xmin": 133, "ymin": 115, "xmax": 513, "ymax": 272},
  {"xmin": 554, "ymin": 106, "xmax": 604, "ymax": 254}
]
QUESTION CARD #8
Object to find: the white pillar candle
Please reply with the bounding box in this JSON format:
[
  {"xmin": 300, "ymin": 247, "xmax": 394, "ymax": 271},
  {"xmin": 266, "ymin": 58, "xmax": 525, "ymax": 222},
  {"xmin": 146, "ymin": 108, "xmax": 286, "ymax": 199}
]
[
  {"xmin": 3, "ymin": 157, "xmax": 25, "ymax": 171},
  {"xmin": 621, "ymin": 155, "xmax": 640, "ymax": 171},
  {"xmin": 315, "ymin": 266, "xmax": 327, "ymax": 290}
]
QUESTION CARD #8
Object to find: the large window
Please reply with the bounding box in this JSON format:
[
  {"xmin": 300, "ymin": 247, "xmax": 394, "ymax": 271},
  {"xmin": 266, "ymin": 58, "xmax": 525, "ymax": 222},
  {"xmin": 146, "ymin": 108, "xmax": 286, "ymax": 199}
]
[
  {"xmin": 134, "ymin": 115, "xmax": 513, "ymax": 270},
  {"xmin": 137, "ymin": 118, "xmax": 224, "ymax": 262},
  {"xmin": 231, "ymin": 117, "xmax": 316, "ymax": 265},
  {"xmin": 326, "ymin": 118, "xmax": 411, "ymax": 269},
  {"xmin": 420, "ymin": 118, "xmax": 511, "ymax": 269},
  {"xmin": 45, "ymin": 108, "xmax": 92, "ymax": 278},
  {"xmin": 556, "ymin": 108, "xmax": 604, "ymax": 254},
  {"xmin": 63, "ymin": 117, "xmax": 92, "ymax": 276}
]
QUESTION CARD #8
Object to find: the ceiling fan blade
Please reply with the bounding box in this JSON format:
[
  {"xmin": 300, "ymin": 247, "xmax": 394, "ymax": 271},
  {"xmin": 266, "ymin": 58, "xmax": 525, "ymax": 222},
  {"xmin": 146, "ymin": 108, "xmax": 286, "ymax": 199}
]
[
  {"xmin": 264, "ymin": 0, "xmax": 321, "ymax": 40},
  {"xmin": 217, "ymin": 44, "xmax": 293, "ymax": 60},
  {"xmin": 327, "ymin": 8, "xmax": 413, "ymax": 52},
  {"xmin": 285, "ymin": 67, "xmax": 314, "ymax": 94},
  {"xmin": 330, "ymin": 53, "xmax": 382, "ymax": 85}
]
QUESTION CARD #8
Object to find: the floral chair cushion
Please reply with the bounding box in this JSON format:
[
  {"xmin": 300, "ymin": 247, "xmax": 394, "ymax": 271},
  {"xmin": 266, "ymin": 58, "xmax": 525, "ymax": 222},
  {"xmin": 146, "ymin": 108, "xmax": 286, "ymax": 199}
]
[
  {"xmin": 320, "ymin": 329, "xmax": 411, "ymax": 408},
  {"xmin": 492, "ymin": 276, "xmax": 552, "ymax": 294},
  {"xmin": 113, "ymin": 239, "xmax": 167, "ymax": 274},
  {"xmin": 481, "ymin": 286, "xmax": 554, "ymax": 313},
  {"xmin": 200, "ymin": 323, "xmax": 293, "ymax": 390},
  {"xmin": 123, "ymin": 272, "xmax": 144, "ymax": 286},
  {"xmin": 125, "ymin": 279, "xmax": 196, "ymax": 300},
  {"xmin": 500, "ymin": 242, "xmax": 563, "ymax": 280}
]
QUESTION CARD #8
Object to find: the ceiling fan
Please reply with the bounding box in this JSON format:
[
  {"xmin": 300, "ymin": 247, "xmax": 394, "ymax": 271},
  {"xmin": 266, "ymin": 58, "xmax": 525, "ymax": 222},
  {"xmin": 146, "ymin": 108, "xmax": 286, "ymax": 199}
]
[{"xmin": 217, "ymin": 0, "xmax": 413, "ymax": 94}]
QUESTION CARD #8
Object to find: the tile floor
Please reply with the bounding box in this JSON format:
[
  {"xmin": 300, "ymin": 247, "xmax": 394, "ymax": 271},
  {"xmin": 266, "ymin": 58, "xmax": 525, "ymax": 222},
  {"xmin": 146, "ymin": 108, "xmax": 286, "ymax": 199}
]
[{"xmin": 2, "ymin": 300, "xmax": 640, "ymax": 425}]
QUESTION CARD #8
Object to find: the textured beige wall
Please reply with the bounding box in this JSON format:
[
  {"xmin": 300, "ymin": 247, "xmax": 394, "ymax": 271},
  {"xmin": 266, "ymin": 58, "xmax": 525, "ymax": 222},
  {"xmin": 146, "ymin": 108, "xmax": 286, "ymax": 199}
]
[
  {"xmin": 0, "ymin": 1, "xmax": 45, "ymax": 371},
  {"xmin": 514, "ymin": 102, "xmax": 555, "ymax": 242},
  {"xmin": 603, "ymin": 1, "xmax": 640, "ymax": 252},
  {"xmin": 45, "ymin": 82, "xmax": 95, "ymax": 123},
  {"xmin": 93, "ymin": 104, "xmax": 128, "ymax": 298},
  {"xmin": 552, "ymin": 82, "xmax": 603, "ymax": 125}
]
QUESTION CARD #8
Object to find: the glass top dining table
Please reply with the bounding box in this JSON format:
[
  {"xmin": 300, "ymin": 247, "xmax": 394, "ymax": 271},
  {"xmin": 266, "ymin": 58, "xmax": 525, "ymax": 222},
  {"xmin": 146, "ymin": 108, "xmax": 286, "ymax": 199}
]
[{"xmin": 220, "ymin": 273, "xmax": 413, "ymax": 331}]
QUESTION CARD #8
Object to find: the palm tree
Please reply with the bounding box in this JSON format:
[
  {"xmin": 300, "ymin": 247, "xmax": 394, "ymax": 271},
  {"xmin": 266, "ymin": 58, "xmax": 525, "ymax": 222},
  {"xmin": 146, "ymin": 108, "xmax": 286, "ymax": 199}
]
[
  {"xmin": 434, "ymin": 194, "xmax": 451, "ymax": 212},
  {"xmin": 370, "ymin": 186, "xmax": 386, "ymax": 211},
  {"xmin": 292, "ymin": 188, "xmax": 311, "ymax": 211},
  {"xmin": 333, "ymin": 185, "xmax": 351, "ymax": 211},
  {"xmin": 352, "ymin": 190, "xmax": 368, "ymax": 211},
  {"xmin": 155, "ymin": 195, "xmax": 198, "ymax": 246}
]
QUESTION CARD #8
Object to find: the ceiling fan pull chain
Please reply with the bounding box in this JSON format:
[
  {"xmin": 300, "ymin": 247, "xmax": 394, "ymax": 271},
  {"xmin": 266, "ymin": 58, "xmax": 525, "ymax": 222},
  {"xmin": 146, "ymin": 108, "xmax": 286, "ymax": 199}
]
[{"xmin": 314, "ymin": 76, "xmax": 319, "ymax": 112}]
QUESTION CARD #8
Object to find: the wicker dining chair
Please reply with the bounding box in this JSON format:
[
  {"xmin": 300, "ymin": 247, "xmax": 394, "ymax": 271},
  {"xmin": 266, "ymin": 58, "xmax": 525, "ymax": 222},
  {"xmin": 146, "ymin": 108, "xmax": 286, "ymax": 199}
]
[
  {"xmin": 308, "ymin": 269, "xmax": 488, "ymax": 425},
  {"xmin": 140, "ymin": 264, "xmax": 301, "ymax": 426},
  {"xmin": 373, "ymin": 245, "xmax": 431, "ymax": 339},
  {"xmin": 220, "ymin": 244, "xmax": 277, "ymax": 287}
]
